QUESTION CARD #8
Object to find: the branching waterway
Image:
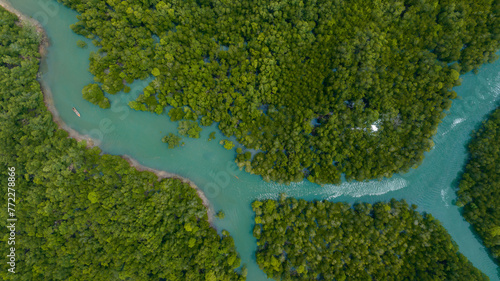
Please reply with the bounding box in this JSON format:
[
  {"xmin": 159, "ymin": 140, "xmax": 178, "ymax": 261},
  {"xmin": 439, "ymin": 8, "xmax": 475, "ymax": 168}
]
[{"xmin": 7, "ymin": 0, "xmax": 500, "ymax": 279}]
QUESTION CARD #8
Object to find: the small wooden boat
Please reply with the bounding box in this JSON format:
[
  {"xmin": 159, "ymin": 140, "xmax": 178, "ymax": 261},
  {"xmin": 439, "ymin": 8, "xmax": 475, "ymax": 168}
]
[{"xmin": 72, "ymin": 107, "xmax": 81, "ymax": 117}]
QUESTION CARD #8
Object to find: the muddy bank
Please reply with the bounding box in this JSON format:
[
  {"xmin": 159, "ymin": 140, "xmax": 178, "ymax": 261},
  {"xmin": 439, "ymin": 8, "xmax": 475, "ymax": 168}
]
[{"xmin": 43, "ymin": 81, "xmax": 99, "ymax": 148}]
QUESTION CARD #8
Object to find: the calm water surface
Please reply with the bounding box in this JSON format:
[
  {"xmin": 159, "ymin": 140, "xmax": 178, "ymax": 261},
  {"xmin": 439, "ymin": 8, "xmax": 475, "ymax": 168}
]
[{"xmin": 8, "ymin": 0, "xmax": 500, "ymax": 279}]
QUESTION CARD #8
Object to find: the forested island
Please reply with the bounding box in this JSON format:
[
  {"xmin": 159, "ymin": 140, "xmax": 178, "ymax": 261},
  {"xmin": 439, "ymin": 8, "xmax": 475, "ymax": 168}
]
[
  {"xmin": 58, "ymin": 0, "xmax": 500, "ymax": 184},
  {"xmin": 0, "ymin": 8, "xmax": 244, "ymax": 280},
  {"xmin": 252, "ymin": 197, "xmax": 488, "ymax": 280},
  {"xmin": 456, "ymin": 106, "xmax": 500, "ymax": 264}
]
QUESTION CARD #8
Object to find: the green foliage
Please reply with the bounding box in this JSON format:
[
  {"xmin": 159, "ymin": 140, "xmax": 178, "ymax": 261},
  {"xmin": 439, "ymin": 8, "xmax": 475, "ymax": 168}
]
[
  {"xmin": 151, "ymin": 67, "xmax": 160, "ymax": 77},
  {"xmin": 168, "ymin": 107, "xmax": 186, "ymax": 121},
  {"xmin": 456, "ymin": 107, "xmax": 500, "ymax": 263},
  {"xmin": 161, "ymin": 133, "xmax": 182, "ymax": 149},
  {"xmin": 208, "ymin": 131, "xmax": 216, "ymax": 141},
  {"xmin": 220, "ymin": 140, "xmax": 235, "ymax": 150},
  {"xmin": 61, "ymin": 0, "xmax": 500, "ymax": 184},
  {"xmin": 128, "ymin": 100, "xmax": 147, "ymax": 111},
  {"xmin": 178, "ymin": 120, "xmax": 202, "ymax": 138},
  {"xmin": 216, "ymin": 210, "xmax": 225, "ymax": 219},
  {"xmin": 76, "ymin": 39, "xmax": 87, "ymax": 48},
  {"xmin": 0, "ymin": 8, "xmax": 244, "ymax": 280},
  {"xmin": 252, "ymin": 198, "xmax": 488, "ymax": 281},
  {"xmin": 130, "ymin": 85, "xmax": 161, "ymax": 112},
  {"xmin": 82, "ymin": 83, "xmax": 110, "ymax": 109},
  {"xmin": 201, "ymin": 116, "xmax": 214, "ymax": 126},
  {"xmin": 87, "ymin": 191, "xmax": 98, "ymax": 203}
]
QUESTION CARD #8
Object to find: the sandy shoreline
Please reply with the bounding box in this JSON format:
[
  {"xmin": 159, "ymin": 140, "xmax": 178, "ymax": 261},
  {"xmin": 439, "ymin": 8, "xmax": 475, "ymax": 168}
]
[{"xmin": 2, "ymin": 0, "xmax": 214, "ymax": 222}]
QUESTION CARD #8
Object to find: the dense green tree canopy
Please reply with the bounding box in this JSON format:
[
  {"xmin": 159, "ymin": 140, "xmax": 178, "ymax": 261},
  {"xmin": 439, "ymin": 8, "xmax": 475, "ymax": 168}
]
[
  {"xmin": 178, "ymin": 120, "xmax": 202, "ymax": 138},
  {"xmin": 76, "ymin": 39, "xmax": 87, "ymax": 48},
  {"xmin": 0, "ymin": 8, "xmax": 243, "ymax": 280},
  {"xmin": 82, "ymin": 83, "xmax": 110, "ymax": 108},
  {"xmin": 162, "ymin": 132, "xmax": 183, "ymax": 148},
  {"xmin": 58, "ymin": 0, "xmax": 500, "ymax": 184},
  {"xmin": 456, "ymin": 106, "xmax": 500, "ymax": 264},
  {"xmin": 252, "ymin": 197, "xmax": 488, "ymax": 280}
]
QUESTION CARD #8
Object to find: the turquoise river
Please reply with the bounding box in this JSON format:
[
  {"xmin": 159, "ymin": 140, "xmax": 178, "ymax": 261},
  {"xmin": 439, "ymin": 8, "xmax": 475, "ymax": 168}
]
[{"xmin": 7, "ymin": 0, "xmax": 500, "ymax": 279}]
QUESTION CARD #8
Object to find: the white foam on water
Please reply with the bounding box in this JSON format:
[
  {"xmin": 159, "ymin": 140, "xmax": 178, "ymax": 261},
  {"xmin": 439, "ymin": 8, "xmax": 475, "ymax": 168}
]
[
  {"xmin": 492, "ymin": 81, "xmax": 500, "ymax": 98},
  {"xmin": 451, "ymin": 118, "xmax": 465, "ymax": 129},
  {"xmin": 440, "ymin": 189, "xmax": 449, "ymax": 207},
  {"xmin": 323, "ymin": 178, "xmax": 407, "ymax": 200},
  {"xmin": 259, "ymin": 177, "xmax": 407, "ymax": 201},
  {"xmin": 437, "ymin": 118, "xmax": 466, "ymax": 140}
]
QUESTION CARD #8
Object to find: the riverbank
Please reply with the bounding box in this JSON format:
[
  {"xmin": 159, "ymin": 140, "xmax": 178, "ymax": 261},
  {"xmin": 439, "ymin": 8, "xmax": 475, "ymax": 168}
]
[
  {"xmin": 0, "ymin": 0, "xmax": 47, "ymax": 55},
  {"xmin": 1, "ymin": 0, "xmax": 214, "ymax": 222},
  {"xmin": 122, "ymin": 155, "xmax": 214, "ymax": 221},
  {"xmin": 0, "ymin": 0, "xmax": 97, "ymax": 149}
]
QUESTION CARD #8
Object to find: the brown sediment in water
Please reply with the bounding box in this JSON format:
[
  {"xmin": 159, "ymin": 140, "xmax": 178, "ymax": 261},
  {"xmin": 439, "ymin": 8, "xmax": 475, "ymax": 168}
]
[{"xmin": 2, "ymin": 0, "xmax": 214, "ymax": 222}]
